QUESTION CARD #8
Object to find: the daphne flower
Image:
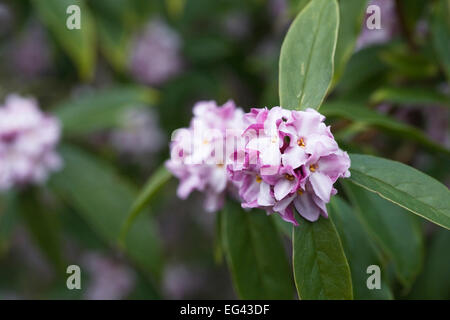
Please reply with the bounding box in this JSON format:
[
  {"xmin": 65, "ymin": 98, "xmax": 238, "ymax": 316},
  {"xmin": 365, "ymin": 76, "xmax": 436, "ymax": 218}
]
[
  {"xmin": 166, "ymin": 100, "xmax": 245, "ymax": 212},
  {"xmin": 0, "ymin": 95, "xmax": 62, "ymax": 191},
  {"xmin": 231, "ymin": 107, "xmax": 350, "ymax": 225}
]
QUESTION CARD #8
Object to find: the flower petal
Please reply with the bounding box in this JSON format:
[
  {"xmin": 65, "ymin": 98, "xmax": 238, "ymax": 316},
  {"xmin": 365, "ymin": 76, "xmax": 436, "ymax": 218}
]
[
  {"xmin": 293, "ymin": 193, "xmax": 321, "ymax": 222},
  {"xmin": 309, "ymin": 172, "xmax": 333, "ymax": 202}
]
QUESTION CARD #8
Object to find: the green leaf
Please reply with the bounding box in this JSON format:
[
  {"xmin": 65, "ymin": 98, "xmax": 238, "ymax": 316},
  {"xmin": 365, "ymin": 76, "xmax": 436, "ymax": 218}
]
[
  {"xmin": 409, "ymin": 228, "xmax": 450, "ymax": 299},
  {"xmin": 431, "ymin": 0, "xmax": 450, "ymax": 82},
  {"xmin": 0, "ymin": 193, "xmax": 18, "ymax": 257},
  {"xmin": 370, "ymin": 86, "xmax": 450, "ymax": 108},
  {"xmin": 333, "ymin": 0, "xmax": 368, "ymax": 85},
  {"xmin": 321, "ymin": 102, "xmax": 450, "ymax": 156},
  {"xmin": 120, "ymin": 165, "xmax": 172, "ymax": 244},
  {"xmin": 292, "ymin": 215, "xmax": 353, "ymax": 299},
  {"xmin": 342, "ymin": 182, "xmax": 424, "ymax": 288},
  {"xmin": 279, "ymin": 0, "xmax": 339, "ymax": 110},
  {"xmin": 31, "ymin": 0, "xmax": 96, "ymax": 80},
  {"xmin": 49, "ymin": 145, "xmax": 163, "ymax": 278},
  {"xmin": 54, "ymin": 86, "xmax": 158, "ymax": 135},
  {"xmin": 330, "ymin": 197, "xmax": 393, "ymax": 299},
  {"xmin": 221, "ymin": 202, "xmax": 293, "ymax": 299},
  {"xmin": 19, "ymin": 190, "xmax": 65, "ymax": 273},
  {"xmin": 349, "ymin": 154, "xmax": 450, "ymax": 230}
]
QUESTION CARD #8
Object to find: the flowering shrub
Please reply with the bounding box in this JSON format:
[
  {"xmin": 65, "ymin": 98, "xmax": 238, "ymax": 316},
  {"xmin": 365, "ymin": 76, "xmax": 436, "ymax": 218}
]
[{"xmin": 0, "ymin": 0, "xmax": 449, "ymax": 301}]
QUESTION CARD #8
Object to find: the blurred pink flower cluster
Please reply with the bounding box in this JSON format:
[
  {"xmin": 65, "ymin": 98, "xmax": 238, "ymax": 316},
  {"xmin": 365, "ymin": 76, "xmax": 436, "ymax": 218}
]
[
  {"xmin": 0, "ymin": 95, "xmax": 62, "ymax": 191},
  {"xmin": 129, "ymin": 19, "xmax": 183, "ymax": 87},
  {"xmin": 166, "ymin": 100, "xmax": 245, "ymax": 212},
  {"xmin": 166, "ymin": 102, "xmax": 350, "ymax": 225}
]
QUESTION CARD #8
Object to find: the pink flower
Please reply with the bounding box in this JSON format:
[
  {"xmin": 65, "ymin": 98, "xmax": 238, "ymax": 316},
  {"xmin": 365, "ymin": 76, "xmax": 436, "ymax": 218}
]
[
  {"xmin": 129, "ymin": 19, "xmax": 183, "ymax": 86},
  {"xmin": 166, "ymin": 100, "xmax": 245, "ymax": 212},
  {"xmin": 230, "ymin": 107, "xmax": 350, "ymax": 225},
  {"xmin": 0, "ymin": 95, "xmax": 62, "ymax": 191}
]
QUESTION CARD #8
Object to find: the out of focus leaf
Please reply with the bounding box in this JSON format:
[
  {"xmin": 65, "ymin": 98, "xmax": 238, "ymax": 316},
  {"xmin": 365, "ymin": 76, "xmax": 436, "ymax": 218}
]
[
  {"xmin": 0, "ymin": 193, "xmax": 18, "ymax": 257},
  {"xmin": 431, "ymin": 0, "xmax": 450, "ymax": 82},
  {"xmin": 349, "ymin": 154, "xmax": 450, "ymax": 230},
  {"xmin": 19, "ymin": 190, "xmax": 65, "ymax": 273},
  {"xmin": 279, "ymin": 0, "xmax": 339, "ymax": 110},
  {"xmin": 49, "ymin": 145, "xmax": 163, "ymax": 278},
  {"xmin": 370, "ymin": 86, "xmax": 450, "ymax": 108},
  {"xmin": 31, "ymin": 0, "xmax": 96, "ymax": 80},
  {"xmin": 343, "ymin": 182, "xmax": 424, "ymax": 289},
  {"xmin": 335, "ymin": 44, "xmax": 388, "ymax": 100},
  {"xmin": 330, "ymin": 197, "xmax": 393, "ymax": 299},
  {"xmin": 120, "ymin": 165, "xmax": 172, "ymax": 244},
  {"xmin": 221, "ymin": 202, "xmax": 293, "ymax": 299},
  {"xmin": 380, "ymin": 46, "xmax": 438, "ymax": 79},
  {"xmin": 288, "ymin": 0, "xmax": 311, "ymax": 16},
  {"xmin": 321, "ymin": 102, "xmax": 450, "ymax": 156},
  {"xmin": 409, "ymin": 228, "xmax": 450, "ymax": 299},
  {"xmin": 333, "ymin": 0, "xmax": 368, "ymax": 85},
  {"xmin": 293, "ymin": 215, "xmax": 353, "ymax": 300},
  {"xmin": 54, "ymin": 86, "xmax": 158, "ymax": 135}
]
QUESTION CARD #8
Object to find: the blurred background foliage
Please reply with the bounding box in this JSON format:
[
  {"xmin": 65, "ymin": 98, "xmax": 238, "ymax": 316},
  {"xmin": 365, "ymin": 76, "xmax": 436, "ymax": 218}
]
[{"xmin": 0, "ymin": 0, "xmax": 448, "ymax": 299}]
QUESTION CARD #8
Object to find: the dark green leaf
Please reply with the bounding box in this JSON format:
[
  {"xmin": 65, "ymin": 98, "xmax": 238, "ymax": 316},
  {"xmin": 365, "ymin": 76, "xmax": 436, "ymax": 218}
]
[
  {"xmin": 431, "ymin": 0, "xmax": 450, "ymax": 81},
  {"xmin": 349, "ymin": 154, "xmax": 450, "ymax": 230},
  {"xmin": 292, "ymin": 215, "xmax": 353, "ymax": 299},
  {"xmin": 49, "ymin": 145, "xmax": 163, "ymax": 278},
  {"xmin": 279, "ymin": 0, "xmax": 339, "ymax": 110},
  {"xmin": 333, "ymin": 0, "xmax": 368, "ymax": 85},
  {"xmin": 330, "ymin": 197, "xmax": 393, "ymax": 299},
  {"xmin": 343, "ymin": 182, "xmax": 424, "ymax": 288},
  {"xmin": 370, "ymin": 87, "xmax": 450, "ymax": 108},
  {"xmin": 409, "ymin": 228, "xmax": 450, "ymax": 299},
  {"xmin": 19, "ymin": 190, "xmax": 64, "ymax": 272},
  {"xmin": 221, "ymin": 202, "xmax": 293, "ymax": 299},
  {"xmin": 54, "ymin": 86, "xmax": 158, "ymax": 135},
  {"xmin": 321, "ymin": 102, "xmax": 450, "ymax": 156},
  {"xmin": 31, "ymin": 0, "xmax": 96, "ymax": 80}
]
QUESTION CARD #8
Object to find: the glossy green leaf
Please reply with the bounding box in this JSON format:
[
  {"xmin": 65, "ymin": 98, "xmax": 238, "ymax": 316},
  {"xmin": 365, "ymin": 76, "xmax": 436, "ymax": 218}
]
[
  {"xmin": 330, "ymin": 197, "xmax": 393, "ymax": 299},
  {"xmin": 343, "ymin": 182, "xmax": 424, "ymax": 288},
  {"xmin": 31, "ymin": 0, "xmax": 96, "ymax": 80},
  {"xmin": 221, "ymin": 202, "xmax": 293, "ymax": 299},
  {"xmin": 409, "ymin": 228, "xmax": 450, "ymax": 299},
  {"xmin": 431, "ymin": 0, "xmax": 450, "ymax": 81},
  {"xmin": 54, "ymin": 86, "xmax": 158, "ymax": 135},
  {"xmin": 333, "ymin": 0, "xmax": 368, "ymax": 85},
  {"xmin": 120, "ymin": 165, "xmax": 172, "ymax": 244},
  {"xmin": 370, "ymin": 87, "xmax": 450, "ymax": 108},
  {"xmin": 292, "ymin": 215, "xmax": 353, "ymax": 299},
  {"xmin": 321, "ymin": 102, "xmax": 450, "ymax": 156},
  {"xmin": 49, "ymin": 145, "xmax": 163, "ymax": 277},
  {"xmin": 279, "ymin": 0, "xmax": 339, "ymax": 110},
  {"xmin": 349, "ymin": 154, "xmax": 450, "ymax": 230}
]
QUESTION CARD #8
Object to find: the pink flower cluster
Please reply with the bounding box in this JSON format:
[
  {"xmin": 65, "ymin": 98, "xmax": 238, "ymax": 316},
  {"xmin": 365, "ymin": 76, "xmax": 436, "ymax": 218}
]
[
  {"xmin": 0, "ymin": 95, "xmax": 62, "ymax": 191},
  {"xmin": 166, "ymin": 100, "xmax": 245, "ymax": 212},
  {"xmin": 166, "ymin": 102, "xmax": 350, "ymax": 225},
  {"xmin": 229, "ymin": 107, "xmax": 350, "ymax": 225}
]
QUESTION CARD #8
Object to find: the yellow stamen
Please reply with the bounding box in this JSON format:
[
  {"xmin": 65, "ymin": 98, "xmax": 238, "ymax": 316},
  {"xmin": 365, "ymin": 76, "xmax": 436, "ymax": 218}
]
[
  {"xmin": 284, "ymin": 174, "xmax": 295, "ymax": 181},
  {"xmin": 297, "ymin": 189, "xmax": 304, "ymax": 195},
  {"xmin": 203, "ymin": 139, "xmax": 209, "ymax": 145},
  {"xmin": 255, "ymin": 175, "xmax": 262, "ymax": 183},
  {"xmin": 309, "ymin": 164, "xmax": 318, "ymax": 172},
  {"xmin": 217, "ymin": 163, "xmax": 224, "ymax": 168},
  {"xmin": 297, "ymin": 138, "xmax": 305, "ymax": 147}
]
